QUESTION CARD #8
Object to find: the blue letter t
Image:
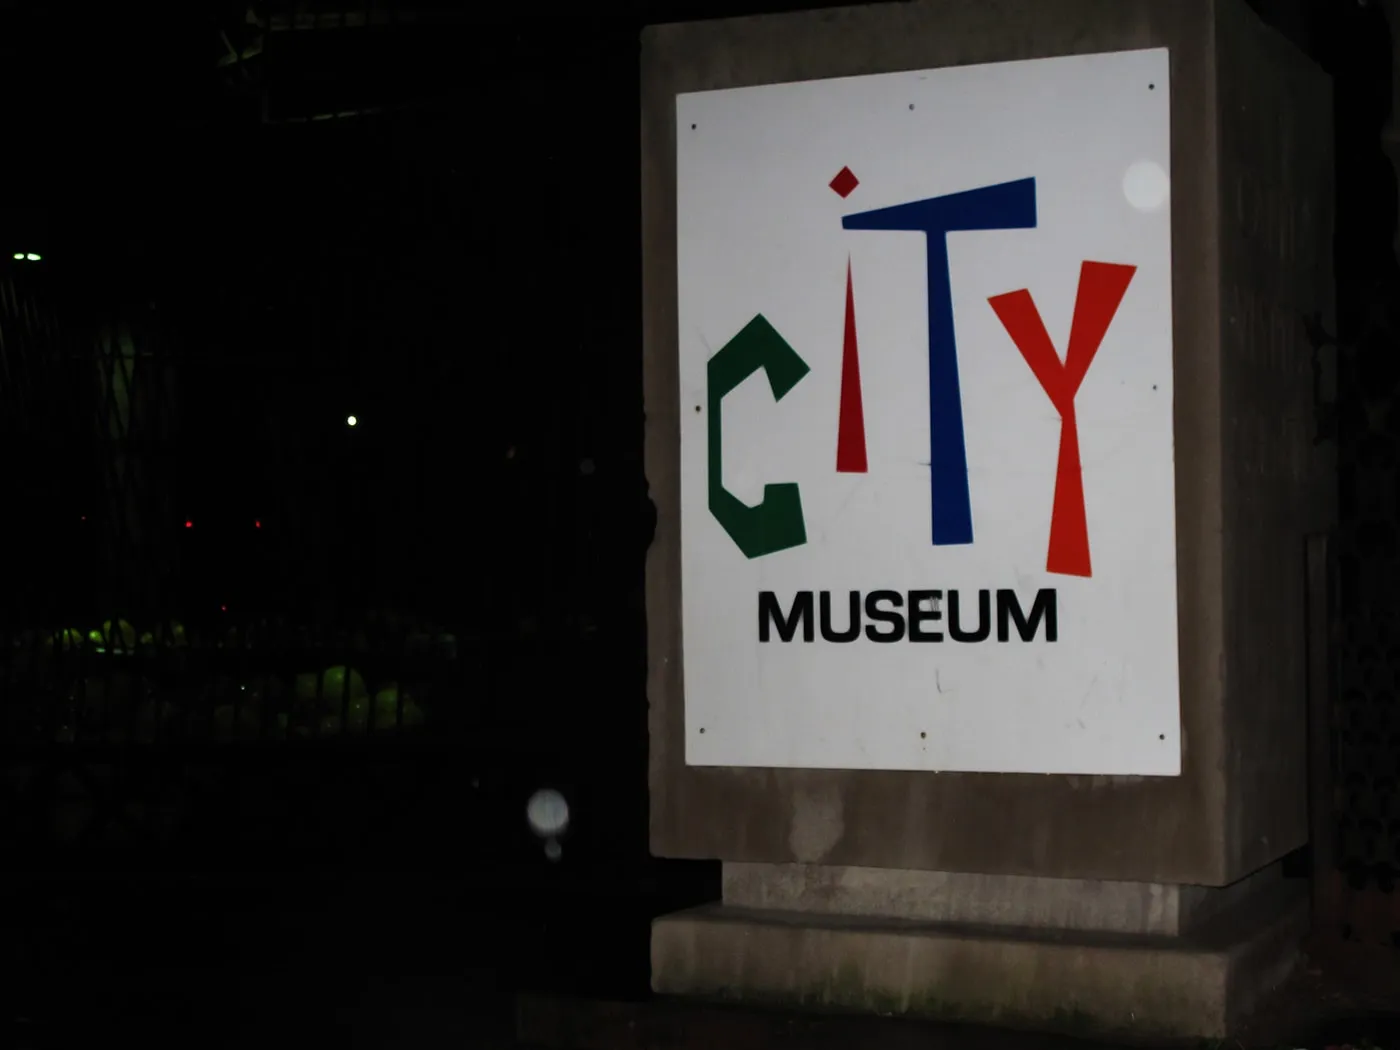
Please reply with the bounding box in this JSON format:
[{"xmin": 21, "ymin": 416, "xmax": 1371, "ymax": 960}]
[{"xmin": 843, "ymin": 178, "xmax": 1037, "ymax": 546}]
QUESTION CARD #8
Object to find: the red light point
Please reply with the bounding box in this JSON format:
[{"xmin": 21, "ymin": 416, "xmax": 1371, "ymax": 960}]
[
  {"xmin": 184, "ymin": 520, "xmax": 193, "ymax": 529},
  {"xmin": 255, "ymin": 520, "xmax": 262, "ymax": 529},
  {"xmin": 829, "ymin": 166, "xmax": 859, "ymax": 198},
  {"xmin": 220, "ymin": 604, "xmax": 228, "ymax": 612}
]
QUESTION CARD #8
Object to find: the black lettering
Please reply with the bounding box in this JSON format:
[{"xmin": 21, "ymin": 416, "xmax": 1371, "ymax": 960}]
[
  {"xmin": 949, "ymin": 589, "xmax": 991, "ymax": 643},
  {"xmin": 907, "ymin": 590, "xmax": 943, "ymax": 642},
  {"xmin": 819, "ymin": 591, "xmax": 861, "ymax": 643},
  {"xmin": 863, "ymin": 590, "xmax": 905, "ymax": 642},
  {"xmin": 759, "ymin": 591, "xmax": 814, "ymax": 643},
  {"xmin": 996, "ymin": 588, "xmax": 1058, "ymax": 642}
]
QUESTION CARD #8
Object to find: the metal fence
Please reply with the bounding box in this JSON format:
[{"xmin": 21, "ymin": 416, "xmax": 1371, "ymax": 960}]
[
  {"xmin": 0, "ymin": 44, "xmax": 647, "ymax": 867},
  {"xmin": 1320, "ymin": 272, "xmax": 1400, "ymax": 965},
  {"xmin": 0, "ymin": 273, "xmax": 460, "ymax": 859}
]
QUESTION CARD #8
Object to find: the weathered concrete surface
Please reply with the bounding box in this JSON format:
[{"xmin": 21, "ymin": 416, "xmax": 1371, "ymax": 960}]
[
  {"xmin": 722, "ymin": 861, "xmax": 1284, "ymax": 936},
  {"xmin": 652, "ymin": 879, "xmax": 1307, "ymax": 1041},
  {"xmin": 1215, "ymin": 0, "xmax": 1336, "ymax": 879},
  {"xmin": 643, "ymin": 0, "xmax": 1333, "ymax": 885}
]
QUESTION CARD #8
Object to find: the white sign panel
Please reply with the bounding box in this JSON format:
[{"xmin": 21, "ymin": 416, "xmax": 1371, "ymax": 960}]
[{"xmin": 676, "ymin": 48, "xmax": 1180, "ymax": 776}]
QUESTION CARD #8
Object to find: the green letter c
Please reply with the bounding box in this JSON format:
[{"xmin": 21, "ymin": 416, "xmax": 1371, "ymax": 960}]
[{"xmin": 706, "ymin": 314, "xmax": 810, "ymax": 559}]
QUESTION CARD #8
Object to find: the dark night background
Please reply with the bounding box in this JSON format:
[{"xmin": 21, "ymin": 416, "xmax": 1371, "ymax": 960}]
[{"xmin": 0, "ymin": 0, "xmax": 1395, "ymax": 1047}]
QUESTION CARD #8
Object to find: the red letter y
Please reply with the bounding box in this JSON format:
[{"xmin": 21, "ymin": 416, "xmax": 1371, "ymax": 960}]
[{"xmin": 987, "ymin": 261, "xmax": 1136, "ymax": 578}]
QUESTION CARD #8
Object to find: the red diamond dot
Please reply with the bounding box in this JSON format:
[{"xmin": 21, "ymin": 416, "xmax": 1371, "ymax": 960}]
[{"xmin": 829, "ymin": 166, "xmax": 859, "ymax": 198}]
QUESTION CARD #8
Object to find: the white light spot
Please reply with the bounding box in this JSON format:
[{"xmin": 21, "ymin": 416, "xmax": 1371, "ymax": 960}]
[
  {"xmin": 346, "ymin": 415, "xmax": 358, "ymax": 427},
  {"xmin": 527, "ymin": 788, "xmax": 570, "ymax": 838},
  {"xmin": 1123, "ymin": 161, "xmax": 1169, "ymax": 212}
]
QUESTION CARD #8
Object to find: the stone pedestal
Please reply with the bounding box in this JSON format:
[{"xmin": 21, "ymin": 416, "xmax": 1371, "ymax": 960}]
[
  {"xmin": 652, "ymin": 863, "xmax": 1305, "ymax": 1038},
  {"xmin": 642, "ymin": 0, "xmax": 1334, "ymax": 1038}
]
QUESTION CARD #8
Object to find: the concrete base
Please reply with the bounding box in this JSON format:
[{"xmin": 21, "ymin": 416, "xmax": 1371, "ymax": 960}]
[
  {"xmin": 722, "ymin": 861, "xmax": 1286, "ymax": 936},
  {"xmin": 652, "ymin": 876, "xmax": 1306, "ymax": 1040}
]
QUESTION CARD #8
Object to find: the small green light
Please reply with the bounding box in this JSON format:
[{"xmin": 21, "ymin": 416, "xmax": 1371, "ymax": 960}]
[
  {"xmin": 346, "ymin": 415, "xmax": 358, "ymax": 427},
  {"xmin": 11, "ymin": 253, "xmax": 22, "ymax": 261},
  {"xmin": 25, "ymin": 253, "xmax": 40, "ymax": 262}
]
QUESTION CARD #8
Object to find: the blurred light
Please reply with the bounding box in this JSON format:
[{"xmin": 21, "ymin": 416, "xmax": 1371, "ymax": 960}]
[
  {"xmin": 184, "ymin": 520, "xmax": 193, "ymax": 529},
  {"xmin": 346, "ymin": 415, "xmax": 358, "ymax": 427},
  {"xmin": 220, "ymin": 605, "xmax": 228, "ymax": 612},
  {"xmin": 11, "ymin": 253, "xmax": 22, "ymax": 261},
  {"xmin": 255, "ymin": 520, "xmax": 262, "ymax": 529},
  {"xmin": 526, "ymin": 788, "xmax": 570, "ymax": 838},
  {"xmin": 25, "ymin": 254, "xmax": 40, "ymax": 262}
]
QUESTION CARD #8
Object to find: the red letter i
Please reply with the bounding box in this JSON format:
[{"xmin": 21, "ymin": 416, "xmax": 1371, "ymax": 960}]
[{"xmin": 836, "ymin": 257, "xmax": 869, "ymax": 473}]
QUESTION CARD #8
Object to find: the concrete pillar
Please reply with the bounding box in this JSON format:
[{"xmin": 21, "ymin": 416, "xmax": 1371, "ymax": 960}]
[{"xmin": 643, "ymin": 0, "xmax": 1334, "ymax": 1039}]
